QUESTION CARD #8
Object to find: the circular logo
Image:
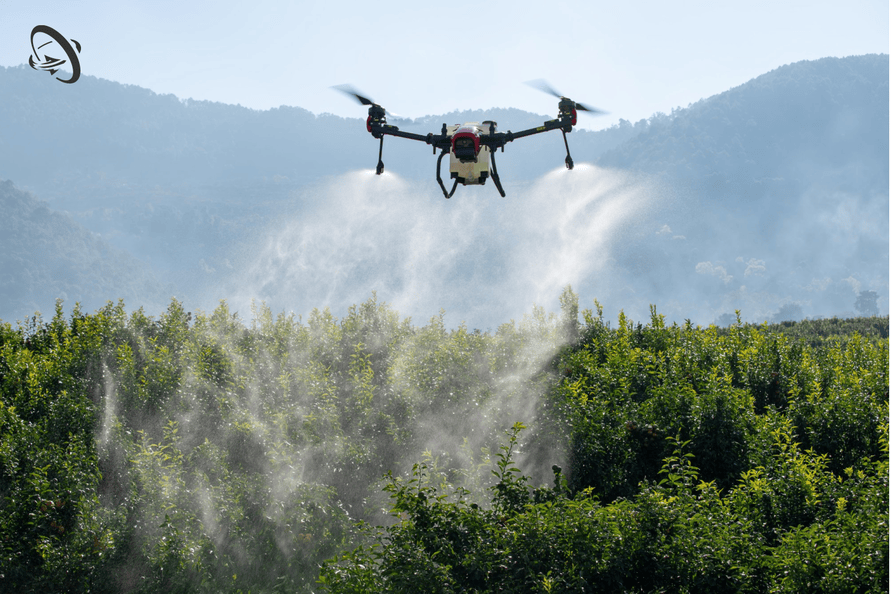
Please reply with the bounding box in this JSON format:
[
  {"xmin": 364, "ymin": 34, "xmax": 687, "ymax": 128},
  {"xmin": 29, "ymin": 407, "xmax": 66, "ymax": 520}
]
[{"xmin": 29, "ymin": 25, "xmax": 81, "ymax": 84}]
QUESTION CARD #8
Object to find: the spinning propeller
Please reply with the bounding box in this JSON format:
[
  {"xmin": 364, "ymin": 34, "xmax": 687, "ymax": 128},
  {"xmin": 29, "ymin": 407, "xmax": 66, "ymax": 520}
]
[
  {"xmin": 331, "ymin": 84, "xmax": 409, "ymax": 123},
  {"xmin": 525, "ymin": 79, "xmax": 607, "ymax": 115},
  {"xmin": 331, "ymin": 84, "xmax": 376, "ymax": 107}
]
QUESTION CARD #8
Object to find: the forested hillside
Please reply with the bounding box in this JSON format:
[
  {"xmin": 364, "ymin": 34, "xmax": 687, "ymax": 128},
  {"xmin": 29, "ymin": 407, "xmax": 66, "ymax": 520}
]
[
  {"xmin": 587, "ymin": 54, "xmax": 889, "ymax": 327},
  {"xmin": 598, "ymin": 55, "xmax": 889, "ymax": 183},
  {"xmin": 0, "ymin": 65, "xmax": 624, "ymax": 197},
  {"xmin": 0, "ymin": 180, "xmax": 170, "ymax": 322},
  {"xmin": 0, "ymin": 65, "xmax": 640, "ymax": 323},
  {"xmin": 0, "ymin": 294, "xmax": 886, "ymax": 592},
  {"xmin": 1, "ymin": 56, "xmax": 886, "ymax": 327}
]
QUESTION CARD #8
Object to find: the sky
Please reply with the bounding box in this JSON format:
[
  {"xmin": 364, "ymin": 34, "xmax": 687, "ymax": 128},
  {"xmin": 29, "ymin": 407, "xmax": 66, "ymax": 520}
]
[{"xmin": 0, "ymin": 0, "xmax": 887, "ymax": 130}]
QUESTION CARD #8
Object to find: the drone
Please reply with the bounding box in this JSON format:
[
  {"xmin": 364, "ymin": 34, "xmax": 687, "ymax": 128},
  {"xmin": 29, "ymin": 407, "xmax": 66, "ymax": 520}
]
[{"xmin": 333, "ymin": 81, "xmax": 606, "ymax": 198}]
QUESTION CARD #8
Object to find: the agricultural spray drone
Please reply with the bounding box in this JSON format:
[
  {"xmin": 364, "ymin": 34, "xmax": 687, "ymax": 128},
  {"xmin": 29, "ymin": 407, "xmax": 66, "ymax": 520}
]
[{"xmin": 333, "ymin": 81, "xmax": 606, "ymax": 198}]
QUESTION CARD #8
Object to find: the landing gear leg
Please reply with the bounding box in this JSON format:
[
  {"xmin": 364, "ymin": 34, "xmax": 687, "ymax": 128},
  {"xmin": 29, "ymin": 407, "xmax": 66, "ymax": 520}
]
[
  {"xmin": 562, "ymin": 130, "xmax": 574, "ymax": 170},
  {"xmin": 435, "ymin": 149, "xmax": 458, "ymax": 198},
  {"xmin": 376, "ymin": 136, "xmax": 385, "ymax": 175},
  {"xmin": 490, "ymin": 150, "xmax": 506, "ymax": 197}
]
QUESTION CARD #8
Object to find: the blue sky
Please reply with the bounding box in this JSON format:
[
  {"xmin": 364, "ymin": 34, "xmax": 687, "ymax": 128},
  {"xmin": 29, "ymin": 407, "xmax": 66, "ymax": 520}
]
[{"xmin": 1, "ymin": 0, "xmax": 888, "ymax": 130}]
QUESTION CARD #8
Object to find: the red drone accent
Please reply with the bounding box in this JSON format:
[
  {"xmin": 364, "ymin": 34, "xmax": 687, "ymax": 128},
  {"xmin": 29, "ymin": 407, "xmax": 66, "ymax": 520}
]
[{"xmin": 451, "ymin": 126, "xmax": 481, "ymax": 154}]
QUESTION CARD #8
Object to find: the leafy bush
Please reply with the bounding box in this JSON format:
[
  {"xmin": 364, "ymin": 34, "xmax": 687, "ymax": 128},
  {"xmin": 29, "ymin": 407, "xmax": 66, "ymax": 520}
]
[{"xmin": 0, "ymin": 298, "xmax": 886, "ymax": 592}]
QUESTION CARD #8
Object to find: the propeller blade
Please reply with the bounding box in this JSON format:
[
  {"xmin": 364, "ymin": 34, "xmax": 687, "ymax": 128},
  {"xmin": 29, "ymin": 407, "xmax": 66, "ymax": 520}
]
[
  {"xmin": 525, "ymin": 78, "xmax": 562, "ymax": 99},
  {"xmin": 526, "ymin": 79, "xmax": 608, "ymax": 116},
  {"xmin": 332, "ymin": 84, "xmax": 411, "ymax": 122},
  {"xmin": 574, "ymin": 102, "xmax": 608, "ymax": 116},
  {"xmin": 331, "ymin": 84, "xmax": 375, "ymax": 106}
]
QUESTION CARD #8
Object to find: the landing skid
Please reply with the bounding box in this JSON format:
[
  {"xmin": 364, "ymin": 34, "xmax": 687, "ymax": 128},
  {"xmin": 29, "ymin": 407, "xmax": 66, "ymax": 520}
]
[
  {"xmin": 435, "ymin": 150, "xmax": 458, "ymax": 198},
  {"xmin": 435, "ymin": 149, "xmax": 506, "ymax": 199}
]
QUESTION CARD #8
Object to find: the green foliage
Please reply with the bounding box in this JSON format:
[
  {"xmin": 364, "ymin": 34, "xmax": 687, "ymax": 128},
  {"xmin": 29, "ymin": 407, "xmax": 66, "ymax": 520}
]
[
  {"xmin": 321, "ymin": 425, "xmax": 761, "ymax": 593},
  {"xmin": 1, "ymin": 297, "xmax": 887, "ymax": 592},
  {"xmin": 321, "ymin": 306, "xmax": 887, "ymax": 593},
  {"xmin": 0, "ymin": 295, "xmax": 568, "ymax": 592},
  {"xmin": 754, "ymin": 315, "xmax": 889, "ymax": 350},
  {"xmin": 322, "ymin": 420, "xmax": 887, "ymax": 593}
]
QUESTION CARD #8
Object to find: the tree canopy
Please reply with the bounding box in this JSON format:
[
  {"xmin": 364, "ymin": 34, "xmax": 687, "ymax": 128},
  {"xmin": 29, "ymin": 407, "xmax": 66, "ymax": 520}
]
[{"xmin": 0, "ymin": 295, "xmax": 886, "ymax": 592}]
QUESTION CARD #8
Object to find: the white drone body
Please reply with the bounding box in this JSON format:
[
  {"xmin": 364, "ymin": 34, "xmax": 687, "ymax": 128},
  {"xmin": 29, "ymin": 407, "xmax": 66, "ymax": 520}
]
[{"xmin": 446, "ymin": 122, "xmax": 497, "ymax": 186}]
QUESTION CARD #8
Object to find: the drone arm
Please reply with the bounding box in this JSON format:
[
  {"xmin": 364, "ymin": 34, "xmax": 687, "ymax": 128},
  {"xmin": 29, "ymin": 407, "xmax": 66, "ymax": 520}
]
[
  {"xmin": 370, "ymin": 123, "xmax": 449, "ymax": 148},
  {"xmin": 482, "ymin": 115, "xmax": 576, "ymax": 170},
  {"xmin": 376, "ymin": 128, "xmax": 430, "ymax": 143},
  {"xmin": 493, "ymin": 116, "xmax": 573, "ymax": 146},
  {"xmin": 368, "ymin": 123, "xmax": 450, "ymax": 176}
]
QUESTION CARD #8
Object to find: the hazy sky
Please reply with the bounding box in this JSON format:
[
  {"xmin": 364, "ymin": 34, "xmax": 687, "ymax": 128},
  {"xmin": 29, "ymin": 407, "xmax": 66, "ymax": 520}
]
[{"xmin": 1, "ymin": 1, "xmax": 887, "ymax": 130}]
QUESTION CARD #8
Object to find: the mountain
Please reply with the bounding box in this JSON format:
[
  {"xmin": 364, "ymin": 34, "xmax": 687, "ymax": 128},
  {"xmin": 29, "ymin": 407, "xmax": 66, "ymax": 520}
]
[
  {"xmin": 0, "ymin": 180, "xmax": 172, "ymax": 323},
  {"xmin": 599, "ymin": 55, "xmax": 888, "ymax": 183},
  {"xmin": 586, "ymin": 55, "xmax": 888, "ymax": 323},
  {"xmin": 0, "ymin": 64, "xmax": 638, "ymax": 284},
  {"xmin": 0, "ymin": 66, "xmax": 627, "ymax": 196},
  {"xmin": 0, "ymin": 55, "xmax": 886, "ymax": 326}
]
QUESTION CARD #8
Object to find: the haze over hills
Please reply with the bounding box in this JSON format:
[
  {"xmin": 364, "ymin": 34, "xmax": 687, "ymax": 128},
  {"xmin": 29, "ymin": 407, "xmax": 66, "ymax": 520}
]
[
  {"xmin": 0, "ymin": 180, "xmax": 171, "ymax": 322},
  {"xmin": 0, "ymin": 66, "xmax": 631, "ymax": 193},
  {"xmin": 589, "ymin": 55, "xmax": 889, "ymax": 324},
  {"xmin": 0, "ymin": 54, "xmax": 886, "ymax": 326}
]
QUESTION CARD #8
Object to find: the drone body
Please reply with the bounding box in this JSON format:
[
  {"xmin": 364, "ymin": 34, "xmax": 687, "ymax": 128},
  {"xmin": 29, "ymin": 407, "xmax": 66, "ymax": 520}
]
[
  {"xmin": 448, "ymin": 122, "xmax": 496, "ymax": 186},
  {"xmin": 334, "ymin": 83, "xmax": 605, "ymax": 198}
]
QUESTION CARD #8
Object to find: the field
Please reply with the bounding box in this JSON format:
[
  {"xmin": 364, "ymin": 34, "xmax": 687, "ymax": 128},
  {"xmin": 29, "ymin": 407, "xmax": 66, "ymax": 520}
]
[{"xmin": 0, "ymin": 293, "xmax": 887, "ymax": 593}]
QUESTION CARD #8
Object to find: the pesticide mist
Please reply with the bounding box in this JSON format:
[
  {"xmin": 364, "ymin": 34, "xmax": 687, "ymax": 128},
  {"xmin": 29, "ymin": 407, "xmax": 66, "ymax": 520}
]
[
  {"xmin": 5, "ymin": 164, "xmax": 887, "ymax": 593},
  {"xmin": 224, "ymin": 165, "xmax": 653, "ymax": 329},
  {"xmin": 50, "ymin": 164, "xmax": 654, "ymax": 590},
  {"xmin": 217, "ymin": 158, "xmax": 888, "ymax": 331}
]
